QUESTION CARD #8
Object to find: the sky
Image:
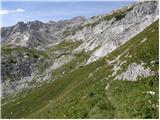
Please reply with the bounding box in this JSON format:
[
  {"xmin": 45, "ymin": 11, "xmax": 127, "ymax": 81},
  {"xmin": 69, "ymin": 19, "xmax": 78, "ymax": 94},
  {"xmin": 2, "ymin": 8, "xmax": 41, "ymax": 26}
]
[{"xmin": 1, "ymin": 1, "xmax": 135, "ymax": 27}]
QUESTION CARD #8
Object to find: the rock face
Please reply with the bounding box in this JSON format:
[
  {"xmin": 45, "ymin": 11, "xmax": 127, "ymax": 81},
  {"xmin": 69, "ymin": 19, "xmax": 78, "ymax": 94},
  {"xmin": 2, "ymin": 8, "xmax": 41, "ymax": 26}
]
[
  {"xmin": 1, "ymin": 1, "xmax": 159, "ymax": 96},
  {"xmin": 1, "ymin": 47, "xmax": 51, "ymax": 95}
]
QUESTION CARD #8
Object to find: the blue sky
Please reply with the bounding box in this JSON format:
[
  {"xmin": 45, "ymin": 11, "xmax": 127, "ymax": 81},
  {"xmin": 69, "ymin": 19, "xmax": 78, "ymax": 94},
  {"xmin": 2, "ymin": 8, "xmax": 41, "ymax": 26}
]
[{"xmin": 1, "ymin": 1, "xmax": 135, "ymax": 27}]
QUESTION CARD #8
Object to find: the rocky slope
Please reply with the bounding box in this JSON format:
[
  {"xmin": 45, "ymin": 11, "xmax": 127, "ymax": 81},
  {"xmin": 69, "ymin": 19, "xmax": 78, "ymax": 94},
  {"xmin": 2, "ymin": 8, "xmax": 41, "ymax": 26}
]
[
  {"xmin": 1, "ymin": 1, "xmax": 159, "ymax": 119},
  {"xmin": 66, "ymin": 1, "xmax": 158, "ymax": 64}
]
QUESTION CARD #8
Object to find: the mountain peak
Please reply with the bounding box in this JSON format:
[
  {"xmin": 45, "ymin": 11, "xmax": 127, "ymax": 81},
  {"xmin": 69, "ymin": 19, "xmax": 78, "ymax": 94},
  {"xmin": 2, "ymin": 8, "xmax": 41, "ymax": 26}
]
[{"xmin": 71, "ymin": 16, "xmax": 86, "ymax": 22}]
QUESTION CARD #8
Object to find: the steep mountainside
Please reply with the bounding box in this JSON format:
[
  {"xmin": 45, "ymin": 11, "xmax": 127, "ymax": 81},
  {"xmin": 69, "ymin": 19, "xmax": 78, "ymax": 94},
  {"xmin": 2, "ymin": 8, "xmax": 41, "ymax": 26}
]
[{"xmin": 1, "ymin": 1, "xmax": 159, "ymax": 119}]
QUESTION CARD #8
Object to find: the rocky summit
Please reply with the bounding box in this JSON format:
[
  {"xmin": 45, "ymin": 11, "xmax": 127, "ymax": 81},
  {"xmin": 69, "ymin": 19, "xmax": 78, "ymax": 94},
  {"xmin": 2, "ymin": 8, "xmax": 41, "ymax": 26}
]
[{"xmin": 1, "ymin": 1, "xmax": 159, "ymax": 119}]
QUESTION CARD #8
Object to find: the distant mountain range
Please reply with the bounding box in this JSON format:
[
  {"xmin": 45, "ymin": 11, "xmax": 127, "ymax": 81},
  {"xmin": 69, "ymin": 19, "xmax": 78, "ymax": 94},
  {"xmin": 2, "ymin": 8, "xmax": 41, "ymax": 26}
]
[{"xmin": 1, "ymin": 16, "xmax": 86, "ymax": 48}]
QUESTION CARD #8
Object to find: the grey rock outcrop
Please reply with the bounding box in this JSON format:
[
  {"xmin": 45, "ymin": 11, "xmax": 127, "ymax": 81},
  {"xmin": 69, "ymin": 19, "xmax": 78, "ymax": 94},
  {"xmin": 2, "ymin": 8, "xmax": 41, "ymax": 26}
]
[
  {"xmin": 115, "ymin": 63, "xmax": 153, "ymax": 81},
  {"xmin": 1, "ymin": 47, "xmax": 51, "ymax": 96}
]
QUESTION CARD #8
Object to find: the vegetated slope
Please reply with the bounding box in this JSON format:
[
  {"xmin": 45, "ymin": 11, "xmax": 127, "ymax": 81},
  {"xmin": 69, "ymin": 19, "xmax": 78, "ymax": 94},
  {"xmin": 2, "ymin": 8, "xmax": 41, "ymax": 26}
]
[
  {"xmin": 1, "ymin": 1, "xmax": 158, "ymax": 97},
  {"xmin": 2, "ymin": 19, "xmax": 158, "ymax": 119}
]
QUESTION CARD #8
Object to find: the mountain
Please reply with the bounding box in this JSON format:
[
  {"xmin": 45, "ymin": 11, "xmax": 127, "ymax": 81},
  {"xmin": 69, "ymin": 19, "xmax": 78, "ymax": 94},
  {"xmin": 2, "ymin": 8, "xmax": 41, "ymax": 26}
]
[
  {"xmin": 1, "ymin": 1, "xmax": 159, "ymax": 119},
  {"xmin": 1, "ymin": 16, "xmax": 86, "ymax": 48}
]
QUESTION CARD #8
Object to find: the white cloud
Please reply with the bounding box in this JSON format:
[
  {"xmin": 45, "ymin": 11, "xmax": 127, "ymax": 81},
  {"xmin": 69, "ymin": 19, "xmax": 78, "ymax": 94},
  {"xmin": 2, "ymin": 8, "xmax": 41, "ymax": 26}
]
[
  {"xmin": 16, "ymin": 8, "xmax": 25, "ymax": 12},
  {"xmin": 0, "ymin": 8, "xmax": 25, "ymax": 15},
  {"xmin": 0, "ymin": 10, "xmax": 9, "ymax": 15}
]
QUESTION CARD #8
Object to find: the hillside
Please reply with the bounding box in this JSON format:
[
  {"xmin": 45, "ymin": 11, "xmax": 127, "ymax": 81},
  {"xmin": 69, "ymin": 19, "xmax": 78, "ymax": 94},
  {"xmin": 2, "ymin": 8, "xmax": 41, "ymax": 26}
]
[
  {"xmin": 2, "ymin": 19, "xmax": 159, "ymax": 119},
  {"xmin": 1, "ymin": 1, "xmax": 159, "ymax": 119}
]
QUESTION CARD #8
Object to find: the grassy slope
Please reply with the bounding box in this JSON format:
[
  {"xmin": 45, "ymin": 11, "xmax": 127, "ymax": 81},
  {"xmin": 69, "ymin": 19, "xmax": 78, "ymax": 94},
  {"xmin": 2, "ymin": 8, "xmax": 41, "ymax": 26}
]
[{"xmin": 1, "ymin": 20, "xmax": 159, "ymax": 119}]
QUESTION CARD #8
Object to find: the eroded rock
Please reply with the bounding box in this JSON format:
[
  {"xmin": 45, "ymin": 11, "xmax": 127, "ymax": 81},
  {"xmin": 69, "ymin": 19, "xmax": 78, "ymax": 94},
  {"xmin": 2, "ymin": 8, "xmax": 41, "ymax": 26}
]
[{"xmin": 115, "ymin": 63, "xmax": 153, "ymax": 81}]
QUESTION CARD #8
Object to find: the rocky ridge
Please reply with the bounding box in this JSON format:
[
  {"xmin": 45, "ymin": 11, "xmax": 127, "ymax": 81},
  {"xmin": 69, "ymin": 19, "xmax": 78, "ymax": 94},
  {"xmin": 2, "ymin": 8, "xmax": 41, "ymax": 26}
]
[{"xmin": 66, "ymin": 1, "xmax": 158, "ymax": 64}]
